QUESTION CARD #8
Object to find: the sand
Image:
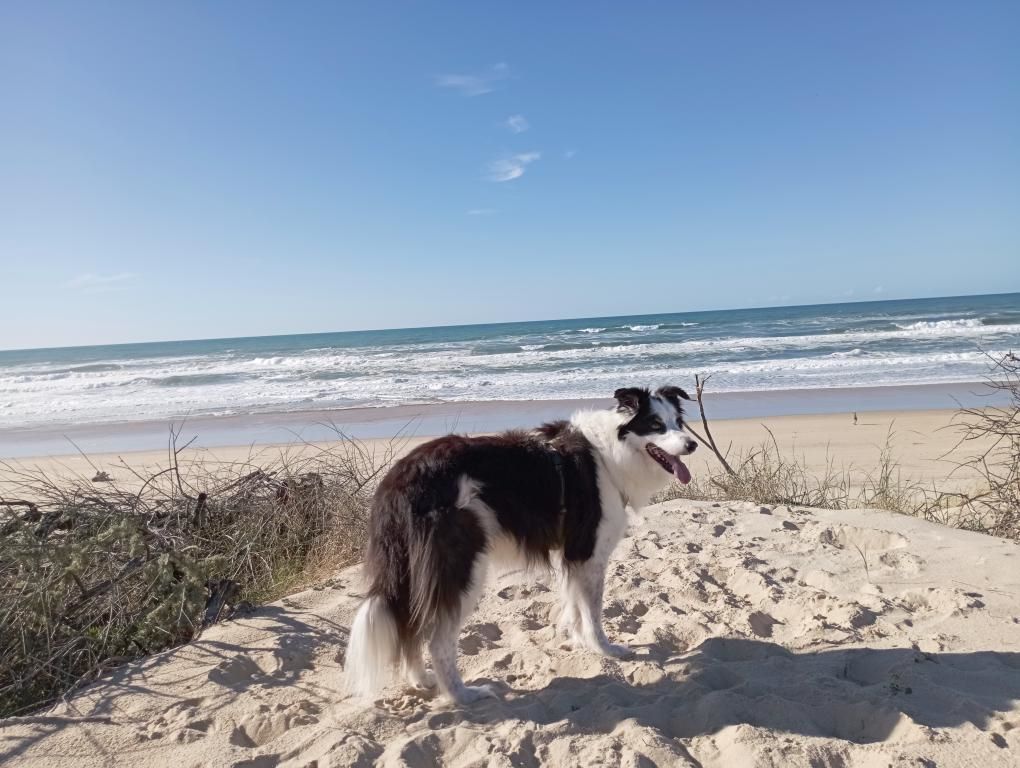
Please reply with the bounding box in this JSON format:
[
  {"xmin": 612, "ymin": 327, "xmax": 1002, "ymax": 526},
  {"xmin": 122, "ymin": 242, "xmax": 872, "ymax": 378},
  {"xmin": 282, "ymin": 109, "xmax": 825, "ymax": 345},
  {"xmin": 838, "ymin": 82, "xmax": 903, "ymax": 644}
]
[
  {"xmin": 3, "ymin": 498, "xmax": 1019, "ymax": 767},
  {"xmin": 3, "ymin": 407, "xmax": 1015, "ymax": 766},
  {"xmin": 0, "ymin": 408, "xmax": 986, "ymax": 496}
]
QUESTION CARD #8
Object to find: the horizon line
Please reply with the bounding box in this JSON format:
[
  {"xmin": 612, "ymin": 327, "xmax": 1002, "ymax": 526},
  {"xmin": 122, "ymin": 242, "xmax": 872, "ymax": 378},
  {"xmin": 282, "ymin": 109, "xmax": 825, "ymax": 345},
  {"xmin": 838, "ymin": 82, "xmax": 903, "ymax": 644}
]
[{"xmin": 1, "ymin": 289, "xmax": 1017, "ymax": 355}]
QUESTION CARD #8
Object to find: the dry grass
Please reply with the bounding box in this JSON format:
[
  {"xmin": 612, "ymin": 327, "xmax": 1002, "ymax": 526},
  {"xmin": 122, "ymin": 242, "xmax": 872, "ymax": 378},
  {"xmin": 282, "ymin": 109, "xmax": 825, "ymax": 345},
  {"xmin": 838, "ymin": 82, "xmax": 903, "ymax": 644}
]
[
  {"xmin": 655, "ymin": 426, "xmax": 940, "ymax": 515},
  {"xmin": 0, "ymin": 426, "xmax": 400, "ymax": 717},
  {"xmin": 661, "ymin": 353, "xmax": 1020, "ymax": 538},
  {"xmin": 947, "ymin": 352, "xmax": 1020, "ymax": 538}
]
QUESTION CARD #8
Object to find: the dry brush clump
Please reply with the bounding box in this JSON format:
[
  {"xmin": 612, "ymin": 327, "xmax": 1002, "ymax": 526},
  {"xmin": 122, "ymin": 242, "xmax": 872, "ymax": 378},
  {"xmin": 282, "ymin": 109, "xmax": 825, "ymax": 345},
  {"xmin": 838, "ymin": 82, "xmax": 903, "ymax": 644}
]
[
  {"xmin": 657, "ymin": 424, "xmax": 924, "ymax": 514},
  {"xmin": 943, "ymin": 351, "xmax": 1020, "ymax": 537},
  {"xmin": 662, "ymin": 362, "xmax": 1020, "ymax": 529},
  {"xmin": 0, "ymin": 427, "xmax": 398, "ymax": 717}
]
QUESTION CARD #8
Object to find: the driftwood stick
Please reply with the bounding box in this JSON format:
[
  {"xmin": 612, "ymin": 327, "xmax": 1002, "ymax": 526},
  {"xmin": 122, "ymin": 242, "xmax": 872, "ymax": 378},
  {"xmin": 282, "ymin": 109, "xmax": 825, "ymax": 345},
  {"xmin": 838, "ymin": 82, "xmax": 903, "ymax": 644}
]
[{"xmin": 692, "ymin": 373, "xmax": 737, "ymax": 477}]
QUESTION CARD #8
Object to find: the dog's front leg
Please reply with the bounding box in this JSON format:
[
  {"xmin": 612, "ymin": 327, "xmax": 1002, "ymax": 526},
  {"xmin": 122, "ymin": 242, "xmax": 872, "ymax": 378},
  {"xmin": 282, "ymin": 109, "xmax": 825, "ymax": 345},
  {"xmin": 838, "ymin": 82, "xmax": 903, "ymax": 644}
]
[{"xmin": 564, "ymin": 560, "xmax": 632, "ymax": 658}]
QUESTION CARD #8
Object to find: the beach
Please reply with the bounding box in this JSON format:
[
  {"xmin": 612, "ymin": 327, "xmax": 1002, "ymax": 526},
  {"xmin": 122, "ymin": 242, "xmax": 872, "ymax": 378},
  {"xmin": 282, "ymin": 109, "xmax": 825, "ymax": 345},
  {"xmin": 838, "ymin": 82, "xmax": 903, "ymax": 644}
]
[
  {"xmin": 2, "ymin": 358, "xmax": 1017, "ymax": 768},
  {"xmin": 5, "ymin": 1, "xmax": 1018, "ymax": 761},
  {"xmin": 0, "ymin": 404, "xmax": 987, "ymax": 499},
  {"xmin": 2, "ymin": 298, "xmax": 1018, "ymax": 767},
  {"xmin": 5, "ymin": 497, "xmax": 1020, "ymax": 767}
]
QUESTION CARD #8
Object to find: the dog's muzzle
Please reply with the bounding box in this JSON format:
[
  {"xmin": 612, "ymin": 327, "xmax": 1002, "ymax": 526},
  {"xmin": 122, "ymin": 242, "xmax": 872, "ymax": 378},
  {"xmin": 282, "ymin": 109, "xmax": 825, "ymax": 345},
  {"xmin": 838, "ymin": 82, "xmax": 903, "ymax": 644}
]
[{"xmin": 646, "ymin": 443, "xmax": 693, "ymax": 484}]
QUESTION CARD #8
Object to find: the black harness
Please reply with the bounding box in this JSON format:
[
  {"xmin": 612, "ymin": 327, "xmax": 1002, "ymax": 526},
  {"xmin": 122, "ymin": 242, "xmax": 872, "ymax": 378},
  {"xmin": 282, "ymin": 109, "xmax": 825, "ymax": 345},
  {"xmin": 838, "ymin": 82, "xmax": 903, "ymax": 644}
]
[{"xmin": 549, "ymin": 448, "xmax": 568, "ymax": 516}]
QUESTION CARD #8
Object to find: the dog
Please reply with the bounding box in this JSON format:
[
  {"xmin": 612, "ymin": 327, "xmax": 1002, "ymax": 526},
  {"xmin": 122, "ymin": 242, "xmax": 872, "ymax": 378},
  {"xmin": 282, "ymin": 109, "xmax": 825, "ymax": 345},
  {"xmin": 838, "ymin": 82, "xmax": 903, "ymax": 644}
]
[{"xmin": 343, "ymin": 385, "xmax": 697, "ymax": 704}]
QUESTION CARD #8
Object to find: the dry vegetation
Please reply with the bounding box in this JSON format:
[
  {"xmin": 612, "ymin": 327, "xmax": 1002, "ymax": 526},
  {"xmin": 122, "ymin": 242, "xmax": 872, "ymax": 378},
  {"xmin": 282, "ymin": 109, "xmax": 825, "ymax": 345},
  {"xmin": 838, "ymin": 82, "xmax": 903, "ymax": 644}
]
[
  {"xmin": 662, "ymin": 355, "xmax": 1020, "ymax": 538},
  {"xmin": 0, "ymin": 355, "xmax": 1017, "ymax": 718},
  {"xmin": 0, "ymin": 428, "xmax": 401, "ymax": 717}
]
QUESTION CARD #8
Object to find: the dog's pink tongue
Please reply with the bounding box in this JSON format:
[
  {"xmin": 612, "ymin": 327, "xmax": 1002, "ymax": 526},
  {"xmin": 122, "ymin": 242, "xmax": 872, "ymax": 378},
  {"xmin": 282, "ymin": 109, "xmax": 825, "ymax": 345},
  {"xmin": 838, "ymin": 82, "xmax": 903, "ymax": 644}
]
[{"xmin": 668, "ymin": 455, "xmax": 692, "ymax": 485}]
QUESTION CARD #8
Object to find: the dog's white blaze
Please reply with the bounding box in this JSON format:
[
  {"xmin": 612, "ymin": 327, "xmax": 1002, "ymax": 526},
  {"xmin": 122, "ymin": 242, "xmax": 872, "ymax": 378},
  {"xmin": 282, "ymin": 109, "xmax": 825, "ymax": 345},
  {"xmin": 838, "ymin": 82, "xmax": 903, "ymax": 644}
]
[
  {"xmin": 647, "ymin": 395, "xmax": 697, "ymax": 457},
  {"xmin": 572, "ymin": 406, "xmax": 680, "ymax": 507}
]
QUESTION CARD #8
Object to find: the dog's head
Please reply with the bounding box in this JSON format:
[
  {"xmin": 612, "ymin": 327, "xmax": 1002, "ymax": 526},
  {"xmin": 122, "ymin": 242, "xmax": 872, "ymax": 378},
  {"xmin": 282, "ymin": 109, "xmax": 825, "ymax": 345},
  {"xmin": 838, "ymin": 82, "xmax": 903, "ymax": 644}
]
[{"xmin": 613, "ymin": 386, "xmax": 697, "ymax": 485}]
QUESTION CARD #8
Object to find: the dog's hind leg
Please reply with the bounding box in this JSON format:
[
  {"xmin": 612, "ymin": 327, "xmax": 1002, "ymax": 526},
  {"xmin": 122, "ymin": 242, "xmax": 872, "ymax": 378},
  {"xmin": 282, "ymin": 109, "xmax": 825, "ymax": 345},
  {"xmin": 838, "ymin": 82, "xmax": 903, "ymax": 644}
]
[
  {"xmin": 428, "ymin": 551, "xmax": 497, "ymax": 705},
  {"xmin": 402, "ymin": 642, "xmax": 436, "ymax": 690},
  {"xmin": 429, "ymin": 621, "xmax": 496, "ymax": 705}
]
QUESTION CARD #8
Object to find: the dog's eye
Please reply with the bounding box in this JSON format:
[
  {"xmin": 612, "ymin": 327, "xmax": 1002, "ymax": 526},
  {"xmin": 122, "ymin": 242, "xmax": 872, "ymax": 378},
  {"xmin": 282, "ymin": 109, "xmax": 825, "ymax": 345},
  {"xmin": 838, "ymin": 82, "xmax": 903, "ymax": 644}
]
[{"xmin": 649, "ymin": 419, "xmax": 666, "ymax": 432}]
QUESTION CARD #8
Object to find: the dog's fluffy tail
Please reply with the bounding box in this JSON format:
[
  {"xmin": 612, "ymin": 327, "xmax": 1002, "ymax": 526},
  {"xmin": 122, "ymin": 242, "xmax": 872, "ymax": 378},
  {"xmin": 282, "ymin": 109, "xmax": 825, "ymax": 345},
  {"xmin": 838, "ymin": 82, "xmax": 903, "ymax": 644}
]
[{"xmin": 344, "ymin": 596, "xmax": 400, "ymax": 698}]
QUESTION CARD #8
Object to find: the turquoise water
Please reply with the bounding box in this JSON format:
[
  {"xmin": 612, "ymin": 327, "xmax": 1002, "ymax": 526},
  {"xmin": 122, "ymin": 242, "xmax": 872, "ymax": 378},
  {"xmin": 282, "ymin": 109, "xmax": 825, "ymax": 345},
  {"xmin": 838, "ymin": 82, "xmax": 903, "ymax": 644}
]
[{"xmin": 1, "ymin": 293, "xmax": 1018, "ymax": 429}]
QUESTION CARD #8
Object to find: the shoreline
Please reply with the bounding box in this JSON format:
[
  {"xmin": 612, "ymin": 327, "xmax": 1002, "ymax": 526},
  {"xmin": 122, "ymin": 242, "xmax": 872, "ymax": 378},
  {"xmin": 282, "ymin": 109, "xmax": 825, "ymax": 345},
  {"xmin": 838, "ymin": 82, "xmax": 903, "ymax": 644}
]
[{"xmin": 0, "ymin": 380, "xmax": 1001, "ymax": 459}]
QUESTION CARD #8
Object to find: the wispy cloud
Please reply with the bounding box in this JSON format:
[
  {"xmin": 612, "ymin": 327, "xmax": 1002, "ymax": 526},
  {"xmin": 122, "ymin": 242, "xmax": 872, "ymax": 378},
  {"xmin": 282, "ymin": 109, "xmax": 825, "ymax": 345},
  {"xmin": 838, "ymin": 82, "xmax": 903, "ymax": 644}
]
[
  {"xmin": 505, "ymin": 114, "xmax": 529, "ymax": 133},
  {"xmin": 434, "ymin": 62, "xmax": 509, "ymax": 97},
  {"xmin": 564, "ymin": 149, "xmax": 577, "ymax": 159},
  {"xmin": 65, "ymin": 272, "xmax": 138, "ymax": 294},
  {"xmin": 874, "ymin": 285, "xmax": 885, "ymax": 294},
  {"xmin": 486, "ymin": 151, "xmax": 541, "ymax": 182},
  {"xmin": 467, "ymin": 208, "xmax": 496, "ymax": 216}
]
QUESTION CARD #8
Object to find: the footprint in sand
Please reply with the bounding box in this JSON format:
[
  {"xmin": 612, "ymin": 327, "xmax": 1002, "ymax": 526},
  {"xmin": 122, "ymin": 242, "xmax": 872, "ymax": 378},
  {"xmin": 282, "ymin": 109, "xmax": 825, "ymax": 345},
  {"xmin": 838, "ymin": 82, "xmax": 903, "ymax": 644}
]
[
  {"xmin": 137, "ymin": 697, "xmax": 216, "ymax": 743},
  {"xmin": 228, "ymin": 700, "xmax": 320, "ymax": 748},
  {"xmin": 748, "ymin": 610, "xmax": 781, "ymax": 638},
  {"xmin": 879, "ymin": 550, "xmax": 927, "ymax": 575},
  {"xmin": 208, "ymin": 654, "xmax": 266, "ymax": 689},
  {"xmin": 819, "ymin": 525, "xmax": 907, "ymax": 551},
  {"xmin": 459, "ymin": 622, "xmax": 503, "ymax": 655}
]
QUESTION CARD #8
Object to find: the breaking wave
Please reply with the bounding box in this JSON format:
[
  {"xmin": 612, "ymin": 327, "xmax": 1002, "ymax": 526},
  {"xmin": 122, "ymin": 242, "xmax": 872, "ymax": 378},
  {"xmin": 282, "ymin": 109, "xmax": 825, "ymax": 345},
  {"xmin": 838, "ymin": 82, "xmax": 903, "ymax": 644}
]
[{"xmin": 1, "ymin": 295, "xmax": 1018, "ymax": 429}]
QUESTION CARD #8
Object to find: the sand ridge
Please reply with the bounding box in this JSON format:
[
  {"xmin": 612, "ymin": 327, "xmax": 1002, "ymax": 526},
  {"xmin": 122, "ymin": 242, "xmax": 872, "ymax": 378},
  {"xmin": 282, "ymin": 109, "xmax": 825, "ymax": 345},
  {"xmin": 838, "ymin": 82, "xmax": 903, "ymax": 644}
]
[{"xmin": 3, "ymin": 500, "xmax": 1020, "ymax": 767}]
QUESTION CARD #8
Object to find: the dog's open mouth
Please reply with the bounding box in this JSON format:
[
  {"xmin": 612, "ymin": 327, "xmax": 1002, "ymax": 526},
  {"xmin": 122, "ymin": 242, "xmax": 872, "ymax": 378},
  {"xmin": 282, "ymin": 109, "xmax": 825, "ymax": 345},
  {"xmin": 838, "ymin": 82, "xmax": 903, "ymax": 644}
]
[{"xmin": 646, "ymin": 443, "xmax": 692, "ymax": 484}]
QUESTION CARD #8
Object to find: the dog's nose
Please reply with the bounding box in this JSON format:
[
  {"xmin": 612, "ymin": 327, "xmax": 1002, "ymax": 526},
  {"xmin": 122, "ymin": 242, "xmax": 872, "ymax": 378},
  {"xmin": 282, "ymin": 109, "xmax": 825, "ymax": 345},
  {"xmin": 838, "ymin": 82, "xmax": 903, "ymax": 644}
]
[{"xmin": 685, "ymin": 438, "xmax": 697, "ymax": 453}]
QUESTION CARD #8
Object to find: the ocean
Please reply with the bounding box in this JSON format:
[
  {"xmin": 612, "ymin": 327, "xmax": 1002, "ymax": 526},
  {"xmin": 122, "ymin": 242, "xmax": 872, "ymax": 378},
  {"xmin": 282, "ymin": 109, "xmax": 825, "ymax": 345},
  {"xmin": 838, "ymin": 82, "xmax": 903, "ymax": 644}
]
[{"xmin": 1, "ymin": 293, "xmax": 1018, "ymax": 431}]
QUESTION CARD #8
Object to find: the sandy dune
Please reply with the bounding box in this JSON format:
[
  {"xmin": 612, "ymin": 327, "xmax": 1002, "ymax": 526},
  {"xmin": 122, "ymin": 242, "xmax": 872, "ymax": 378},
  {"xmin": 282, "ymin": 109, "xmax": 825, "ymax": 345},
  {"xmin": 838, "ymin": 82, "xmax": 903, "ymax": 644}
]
[{"xmin": 4, "ymin": 499, "xmax": 1020, "ymax": 767}]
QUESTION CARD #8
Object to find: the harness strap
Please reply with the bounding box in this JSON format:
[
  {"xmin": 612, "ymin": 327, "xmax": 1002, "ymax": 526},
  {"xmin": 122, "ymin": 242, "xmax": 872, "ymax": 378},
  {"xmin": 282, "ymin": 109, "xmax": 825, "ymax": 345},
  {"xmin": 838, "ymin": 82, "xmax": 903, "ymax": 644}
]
[{"xmin": 549, "ymin": 449, "xmax": 568, "ymax": 516}]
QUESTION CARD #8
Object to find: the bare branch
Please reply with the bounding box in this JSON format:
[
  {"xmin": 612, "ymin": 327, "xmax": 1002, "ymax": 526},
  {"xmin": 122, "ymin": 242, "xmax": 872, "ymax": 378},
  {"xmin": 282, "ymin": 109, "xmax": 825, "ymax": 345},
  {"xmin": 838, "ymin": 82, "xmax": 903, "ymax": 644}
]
[{"xmin": 691, "ymin": 373, "xmax": 737, "ymax": 477}]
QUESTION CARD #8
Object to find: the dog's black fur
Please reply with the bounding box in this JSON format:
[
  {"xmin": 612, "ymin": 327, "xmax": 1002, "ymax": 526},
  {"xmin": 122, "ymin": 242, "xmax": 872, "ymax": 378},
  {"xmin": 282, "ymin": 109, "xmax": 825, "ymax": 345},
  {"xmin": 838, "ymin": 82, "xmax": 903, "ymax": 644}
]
[{"xmin": 365, "ymin": 421, "xmax": 601, "ymax": 655}]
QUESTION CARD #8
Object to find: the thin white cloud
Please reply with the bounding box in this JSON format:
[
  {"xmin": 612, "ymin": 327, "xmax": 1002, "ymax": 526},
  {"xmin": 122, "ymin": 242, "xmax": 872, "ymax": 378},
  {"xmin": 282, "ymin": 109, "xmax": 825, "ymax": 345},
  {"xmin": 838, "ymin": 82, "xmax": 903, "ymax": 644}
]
[
  {"xmin": 486, "ymin": 151, "xmax": 541, "ymax": 182},
  {"xmin": 435, "ymin": 62, "xmax": 509, "ymax": 97},
  {"xmin": 564, "ymin": 149, "xmax": 577, "ymax": 159},
  {"xmin": 505, "ymin": 114, "xmax": 529, "ymax": 133},
  {"xmin": 874, "ymin": 285, "xmax": 885, "ymax": 294},
  {"xmin": 467, "ymin": 208, "xmax": 496, "ymax": 216},
  {"xmin": 65, "ymin": 272, "xmax": 138, "ymax": 294},
  {"xmin": 843, "ymin": 288, "xmax": 856, "ymax": 297}
]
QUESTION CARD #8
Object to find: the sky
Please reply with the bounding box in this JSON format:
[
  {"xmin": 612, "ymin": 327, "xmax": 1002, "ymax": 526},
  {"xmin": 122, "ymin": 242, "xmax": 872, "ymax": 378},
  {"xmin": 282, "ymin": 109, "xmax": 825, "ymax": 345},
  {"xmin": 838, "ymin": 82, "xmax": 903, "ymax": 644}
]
[{"xmin": 1, "ymin": 2, "xmax": 1018, "ymax": 350}]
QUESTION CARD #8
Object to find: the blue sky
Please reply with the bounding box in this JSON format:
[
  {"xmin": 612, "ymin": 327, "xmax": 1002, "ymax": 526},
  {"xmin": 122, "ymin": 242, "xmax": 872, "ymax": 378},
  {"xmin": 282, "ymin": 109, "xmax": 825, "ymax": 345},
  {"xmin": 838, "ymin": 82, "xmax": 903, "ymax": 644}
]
[{"xmin": 1, "ymin": 2, "xmax": 1017, "ymax": 350}]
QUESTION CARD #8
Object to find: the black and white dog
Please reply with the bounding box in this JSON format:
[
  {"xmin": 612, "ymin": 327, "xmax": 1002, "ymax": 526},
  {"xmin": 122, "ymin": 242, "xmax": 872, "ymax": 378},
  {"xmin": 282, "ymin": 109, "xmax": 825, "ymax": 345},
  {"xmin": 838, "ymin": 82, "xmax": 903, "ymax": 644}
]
[{"xmin": 344, "ymin": 386, "xmax": 697, "ymax": 704}]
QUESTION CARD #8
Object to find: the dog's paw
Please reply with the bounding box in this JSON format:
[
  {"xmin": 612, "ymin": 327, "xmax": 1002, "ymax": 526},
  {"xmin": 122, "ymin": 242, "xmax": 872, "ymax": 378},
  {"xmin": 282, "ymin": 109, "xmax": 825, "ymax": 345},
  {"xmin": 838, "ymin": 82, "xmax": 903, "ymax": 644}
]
[
  {"xmin": 409, "ymin": 669, "xmax": 437, "ymax": 690},
  {"xmin": 601, "ymin": 642, "xmax": 634, "ymax": 659},
  {"xmin": 450, "ymin": 684, "xmax": 499, "ymax": 705}
]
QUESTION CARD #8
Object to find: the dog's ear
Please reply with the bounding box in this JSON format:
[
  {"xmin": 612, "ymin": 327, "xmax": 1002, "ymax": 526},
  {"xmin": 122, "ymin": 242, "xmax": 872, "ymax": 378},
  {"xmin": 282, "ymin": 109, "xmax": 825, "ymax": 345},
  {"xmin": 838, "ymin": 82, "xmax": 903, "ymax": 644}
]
[
  {"xmin": 613, "ymin": 387, "xmax": 646, "ymax": 414},
  {"xmin": 657, "ymin": 385, "xmax": 692, "ymax": 403}
]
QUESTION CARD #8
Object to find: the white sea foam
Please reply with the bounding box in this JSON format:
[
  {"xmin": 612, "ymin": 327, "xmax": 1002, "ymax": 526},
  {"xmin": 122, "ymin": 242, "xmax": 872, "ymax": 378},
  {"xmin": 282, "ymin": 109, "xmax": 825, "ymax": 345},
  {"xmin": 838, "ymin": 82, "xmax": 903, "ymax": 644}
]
[
  {"xmin": 625, "ymin": 324, "xmax": 660, "ymax": 331},
  {"xmin": 895, "ymin": 318, "xmax": 983, "ymax": 332},
  {"xmin": 1, "ymin": 309, "xmax": 1018, "ymax": 429},
  {"xmin": 828, "ymin": 348, "xmax": 863, "ymax": 358}
]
